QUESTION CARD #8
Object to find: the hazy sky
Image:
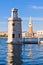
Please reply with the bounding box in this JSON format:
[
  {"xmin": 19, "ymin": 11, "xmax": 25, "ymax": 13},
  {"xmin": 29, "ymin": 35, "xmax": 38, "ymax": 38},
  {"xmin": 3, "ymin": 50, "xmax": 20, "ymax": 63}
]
[{"xmin": 0, "ymin": 0, "xmax": 43, "ymax": 32}]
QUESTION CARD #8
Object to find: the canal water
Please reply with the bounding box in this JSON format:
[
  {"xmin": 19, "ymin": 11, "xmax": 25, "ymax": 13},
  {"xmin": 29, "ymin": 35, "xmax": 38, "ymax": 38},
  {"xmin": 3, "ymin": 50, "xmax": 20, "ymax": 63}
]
[{"xmin": 0, "ymin": 38, "xmax": 43, "ymax": 65}]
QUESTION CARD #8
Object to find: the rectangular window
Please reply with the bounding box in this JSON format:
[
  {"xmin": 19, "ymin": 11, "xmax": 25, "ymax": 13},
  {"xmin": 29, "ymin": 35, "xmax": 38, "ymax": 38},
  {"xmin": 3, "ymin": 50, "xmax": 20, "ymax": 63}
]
[
  {"xmin": 12, "ymin": 34, "xmax": 15, "ymax": 38},
  {"xmin": 18, "ymin": 34, "xmax": 20, "ymax": 38}
]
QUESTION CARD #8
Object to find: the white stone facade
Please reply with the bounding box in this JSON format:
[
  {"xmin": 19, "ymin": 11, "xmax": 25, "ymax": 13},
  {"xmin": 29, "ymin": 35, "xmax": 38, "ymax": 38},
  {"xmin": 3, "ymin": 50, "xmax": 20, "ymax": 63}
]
[
  {"xmin": 7, "ymin": 8, "xmax": 22, "ymax": 43},
  {"xmin": 37, "ymin": 30, "xmax": 43, "ymax": 38}
]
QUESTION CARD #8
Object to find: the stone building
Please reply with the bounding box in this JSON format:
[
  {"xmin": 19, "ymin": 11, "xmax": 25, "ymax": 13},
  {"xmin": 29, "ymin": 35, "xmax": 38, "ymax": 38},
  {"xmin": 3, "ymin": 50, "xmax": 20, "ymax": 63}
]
[
  {"xmin": 36, "ymin": 30, "xmax": 43, "ymax": 38},
  {"xmin": 22, "ymin": 31, "xmax": 28, "ymax": 38},
  {"xmin": 7, "ymin": 8, "xmax": 22, "ymax": 43}
]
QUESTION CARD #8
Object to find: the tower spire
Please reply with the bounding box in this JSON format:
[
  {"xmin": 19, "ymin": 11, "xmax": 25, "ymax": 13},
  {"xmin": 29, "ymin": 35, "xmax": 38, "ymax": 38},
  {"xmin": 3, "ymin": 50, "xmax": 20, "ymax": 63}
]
[{"xmin": 29, "ymin": 16, "xmax": 32, "ymax": 25}]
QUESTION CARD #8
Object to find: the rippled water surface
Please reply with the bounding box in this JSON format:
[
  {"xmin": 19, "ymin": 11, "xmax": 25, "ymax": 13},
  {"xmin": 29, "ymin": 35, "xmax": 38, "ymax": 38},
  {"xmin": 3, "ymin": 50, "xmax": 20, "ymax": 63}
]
[
  {"xmin": 0, "ymin": 38, "xmax": 43, "ymax": 65},
  {"xmin": 0, "ymin": 38, "xmax": 7, "ymax": 65}
]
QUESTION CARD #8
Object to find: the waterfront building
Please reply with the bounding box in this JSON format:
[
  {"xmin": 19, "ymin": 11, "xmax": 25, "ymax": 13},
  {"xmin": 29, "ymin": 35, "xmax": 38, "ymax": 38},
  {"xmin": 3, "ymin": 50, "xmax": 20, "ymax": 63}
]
[
  {"xmin": 0, "ymin": 32, "xmax": 8, "ymax": 37},
  {"xmin": 7, "ymin": 8, "xmax": 22, "ymax": 43},
  {"xmin": 37, "ymin": 30, "xmax": 43, "ymax": 38},
  {"xmin": 22, "ymin": 31, "xmax": 37, "ymax": 38},
  {"xmin": 22, "ymin": 31, "xmax": 26, "ymax": 38},
  {"xmin": 22, "ymin": 31, "xmax": 29, "ymax": 38},
  {"xmin": 22, "ymin": 17, "xmax": 33, "ymax": 38}
]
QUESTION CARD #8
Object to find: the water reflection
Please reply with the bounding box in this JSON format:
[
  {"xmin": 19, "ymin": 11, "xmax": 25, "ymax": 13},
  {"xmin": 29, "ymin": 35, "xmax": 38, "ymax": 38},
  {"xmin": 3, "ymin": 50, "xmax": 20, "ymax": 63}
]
[
  {"xmin": 27, "ymin": 44, "xmax": 33, "ymax": 57},
  {"xmin": 1, "ymin": 38, "xmax": 43, "ymax": 65},
  {"xmin": 7, "ymin": 43, "xmax": 22, "ymax": 65},
  {"xmin": 21, "ymin": 44, "xmax": 42, "ymax": 65},
  {"xmin": 7, "ymin": 43, "xmax": 43, "ymax": 65}
]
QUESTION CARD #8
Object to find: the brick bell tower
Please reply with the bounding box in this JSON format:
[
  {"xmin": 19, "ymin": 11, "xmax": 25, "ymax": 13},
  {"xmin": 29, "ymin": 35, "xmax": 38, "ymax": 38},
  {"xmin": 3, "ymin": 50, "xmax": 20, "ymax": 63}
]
[{"xmin": 28, "ymin": 17, "xmax": 33, "ymax": 37}]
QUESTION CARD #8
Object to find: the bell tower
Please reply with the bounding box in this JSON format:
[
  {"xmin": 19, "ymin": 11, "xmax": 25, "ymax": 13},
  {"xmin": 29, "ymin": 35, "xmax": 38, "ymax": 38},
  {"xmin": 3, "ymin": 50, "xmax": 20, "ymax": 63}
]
[{"xmin": 28, "ymin": 17, "xmax": 33, "ymax": 37}]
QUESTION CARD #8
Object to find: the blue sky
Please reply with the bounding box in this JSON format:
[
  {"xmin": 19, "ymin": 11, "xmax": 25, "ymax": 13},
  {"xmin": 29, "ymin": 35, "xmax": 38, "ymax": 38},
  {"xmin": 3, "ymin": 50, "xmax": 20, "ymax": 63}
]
[{"xmin": 0, "ymin": 0, "xmax": 43, "ymax": 32}]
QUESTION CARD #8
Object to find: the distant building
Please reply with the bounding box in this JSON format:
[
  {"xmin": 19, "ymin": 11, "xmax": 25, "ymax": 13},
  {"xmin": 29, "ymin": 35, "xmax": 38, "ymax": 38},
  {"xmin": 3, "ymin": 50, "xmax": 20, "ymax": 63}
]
[
  {"xmin": 22, "ymin": 17, "xmax": 34, "ymax": 38},
  {"xmin": 0, "ymin": 32, "xmax": 8, "ymax": 37},
  {"xmin": 22, "ymin": 31, "xmax": 37, "ymax": 38},
  {"xmin": 22, "ymin": 31, "xmax": 28, "ymax": 38},
  {"xmin": 37, "ymin": 30, "xmax": 43, "ymax": 38},
  {"xmin": 33, "ymin": 32, "xmax": 37, "ymax": 38},
  {"xmin": 22, "ymin": 31, "xmax": 26, "ymax": 38},
  {"xmin": 7, "ymin": 8, "xmax": 22, "ymax": 43},
  {"xmin": 28, "ymin": 17, "xmax": 33, "ymax": 37}
]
